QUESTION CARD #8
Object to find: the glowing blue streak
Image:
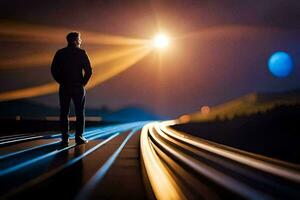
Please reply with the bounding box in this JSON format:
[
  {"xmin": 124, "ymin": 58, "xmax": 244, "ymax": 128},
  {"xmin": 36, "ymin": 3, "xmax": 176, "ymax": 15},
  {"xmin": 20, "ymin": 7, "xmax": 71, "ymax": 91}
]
[
  {"xmin": 11, "ymin": 133, "xmax": 121, "ymax": 194},
  {"xmin": 0, "ymin": 123, "xmax": 124, "ymax": 144},
  {"xmin": 0, "ymin": 134, "xmax": 37, "ymax": 142},
  {"xmin": 0, "ymin": 141, "xmax": 61, "ymax": 160},
  {"xmin": 0, "ymin": 135, "xmax": 44, "ymax": 146},
  {"xmin": 0, "ymin": 128, "xmax": 111, "ymax": 160},
  {"xmin": 38, "ymin": 133, "xmax": 120, "ymax": 179},
  {"xmin": 0, "ymin": 129, "xmax": 109, "ymax": 160},
  {"xmin": 75, "ymin": 127, "xmax": 140, "ymax": 200},
  {"xmin": 0, "ymin": 144, "xmax": 76, "ymax": 176},
  {"xmin": 0, "ymin": 133, "xmax": 28, "ymax": 139},
  {"xmin": 0, "ymin": 122, "xmax": 148, "ymax": 146},
  {"xmin": 0, "ymin": 122, "xmax": 143, "ymax": 159},
  {"xmin": 0, "ymin": 122, "xmax": 147, "ymax": 176},
  {"xmin": 0, "ymin": 130, "xmax": 119, "ymax": 176}
]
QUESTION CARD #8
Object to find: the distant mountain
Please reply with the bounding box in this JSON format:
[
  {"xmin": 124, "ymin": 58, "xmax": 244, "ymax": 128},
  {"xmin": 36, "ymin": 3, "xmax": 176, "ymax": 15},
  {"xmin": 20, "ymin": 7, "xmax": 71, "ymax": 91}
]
[
  {"xmin": 181, "ymin": 89, "xmax": 300, "ymax": 122},
  {"xmin": 0, "ymin": 99, "xmax": 162, "ymax": 122}
]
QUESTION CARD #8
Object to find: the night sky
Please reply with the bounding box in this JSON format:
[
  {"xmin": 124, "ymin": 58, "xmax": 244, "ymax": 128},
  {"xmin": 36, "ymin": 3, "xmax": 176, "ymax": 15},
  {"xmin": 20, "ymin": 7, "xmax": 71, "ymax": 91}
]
[{"xmin": 0, "ymin": 0, "xmax": 299, "ymax": 117}]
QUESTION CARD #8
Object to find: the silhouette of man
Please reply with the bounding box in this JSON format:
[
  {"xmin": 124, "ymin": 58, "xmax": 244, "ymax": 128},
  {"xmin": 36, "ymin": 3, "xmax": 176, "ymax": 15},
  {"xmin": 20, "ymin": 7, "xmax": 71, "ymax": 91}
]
[{"xmin": 51, "ymin": 32, "xmax": 92, "ymax": 145}]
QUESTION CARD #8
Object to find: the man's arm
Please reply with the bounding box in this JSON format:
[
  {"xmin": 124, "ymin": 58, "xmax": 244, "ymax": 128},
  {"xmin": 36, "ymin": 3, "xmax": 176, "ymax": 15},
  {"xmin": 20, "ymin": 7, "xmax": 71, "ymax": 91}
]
[
  {"xmin": 51, "ymin": 52, "xmax": 62, "ymax": 84},
  {"xmin": 82, "ymin": 51, "xmax": 93, "ymax": 86}
]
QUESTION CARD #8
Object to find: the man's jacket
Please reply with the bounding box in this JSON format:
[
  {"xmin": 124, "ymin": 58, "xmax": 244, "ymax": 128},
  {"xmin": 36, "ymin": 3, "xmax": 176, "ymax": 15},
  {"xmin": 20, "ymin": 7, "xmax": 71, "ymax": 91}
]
[{"xmin": 51, "ymin": 45, "xmax": 92, "ymax": 88}]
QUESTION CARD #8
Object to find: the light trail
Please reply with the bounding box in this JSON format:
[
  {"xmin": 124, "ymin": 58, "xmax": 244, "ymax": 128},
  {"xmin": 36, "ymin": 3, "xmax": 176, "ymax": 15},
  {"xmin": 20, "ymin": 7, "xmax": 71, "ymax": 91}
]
[
  {"xmin": 0, "ymin": 82, "xmax": 58, "ymax": 102},
  {"xmin": 0, "ymin": 132, "xmax": 120, "ymax": 199},
  {"xmin": 0, "ymin": 46, "xmax": 152, "ymax": 101},
  {"xmin": 160, "ymin": 121, "xmax": 300, "ymax": 183},
  {"xmin": 0, "ymin": 135, "xmax": 46, "ymax": 146},
  {"xmin": 0, "ymin": 141, "xmax": 61, "ymax": 160},
  {"xmin": 0, "ymin": 21, "xmax": 156, "ymax": 102},
  {"xmin": 0, "ymin": 20, "xmax": 148, "ymax": 45},
  {"xmin": 0, "ymin": 122, "xmax": 146, "ymax": 160},
  {"xmin": 86, "ymin": 46, "xmax": 152, "ymax": 89},
  {"xmin": 140, "ymin": 123, "xmax": 187, "ymax": 200},
  {"xmin": 76, "ymin": 127, "xmax": 141, "ymax": 200},
  {"xmin": 0, "ymin": 134, "xmax": 37, "ymax": 143},
  {"xmin": 0, "ymin": 52, "xmax": 52, "ymax": 69},
  {"xmin": 0, "ymin": 122, "xmax": 145, "ymax": 176},
  {"xmin": 6, "ymin": 132, "xmax": 121, "ymax": 199},
  {"xmin": 91, "ymin": 46, "xmax": 148, "ymax": 67},
  {"xmin": 0, "ymin": 122, "xmax": 148, "ymax": 198},
  {"xmin": 0, "ymin": 133, "xmax": 29, "ymax": 139},
  {"xmin": 140, "ymin": 121, "xmax": 300, "ymax": 199},
  {"xmin": 0, "ymin": 142, "xmax": 77, "ymax": 176},
  {"xmin": 152, "ymin": 122, "xmax": 269, "ymax": 200},
  {"xmin": 0, "ymin": 45, "xmax": 147, "ymax": 70}
]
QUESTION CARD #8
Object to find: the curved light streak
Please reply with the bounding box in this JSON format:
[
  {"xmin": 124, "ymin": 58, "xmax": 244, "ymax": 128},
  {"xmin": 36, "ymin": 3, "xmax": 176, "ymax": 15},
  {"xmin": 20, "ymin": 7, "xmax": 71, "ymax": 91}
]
[
  {"xmin": 140, "ymin": 123, "xmax": 186, "ymax": 200},
  {"xmin": 153, "ymin": 122, "xmax": 268, "ymax": 200},
  {"xmin": 159, "ymin": 121, "xmax": 300, "ymax": 183}
]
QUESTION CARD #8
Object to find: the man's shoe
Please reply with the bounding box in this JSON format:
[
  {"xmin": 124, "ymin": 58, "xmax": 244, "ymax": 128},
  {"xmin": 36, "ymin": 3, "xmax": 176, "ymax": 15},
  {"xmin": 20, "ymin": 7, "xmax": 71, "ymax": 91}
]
[
  {"xmin": 61, "ymin": 133, "xmax": 69, "ymax": 145},
  {"xmin": 75, "ymin": 135, "xmax": 88, "ymax": 145}
]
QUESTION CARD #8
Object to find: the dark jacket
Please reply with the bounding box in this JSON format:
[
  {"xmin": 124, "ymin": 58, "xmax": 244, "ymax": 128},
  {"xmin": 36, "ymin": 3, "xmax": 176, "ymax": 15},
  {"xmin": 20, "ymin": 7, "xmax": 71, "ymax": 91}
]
[{"xmin": 51, "ymin": 45, "xmax": 92, "ymax": 88}]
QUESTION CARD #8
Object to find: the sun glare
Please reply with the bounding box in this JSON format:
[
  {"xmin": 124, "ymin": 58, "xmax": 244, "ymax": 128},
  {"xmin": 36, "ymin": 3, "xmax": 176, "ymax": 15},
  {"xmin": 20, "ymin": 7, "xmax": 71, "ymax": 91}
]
[{"xmin": 153, "ymin": 33, "xmax": 169, "ymax": 49}]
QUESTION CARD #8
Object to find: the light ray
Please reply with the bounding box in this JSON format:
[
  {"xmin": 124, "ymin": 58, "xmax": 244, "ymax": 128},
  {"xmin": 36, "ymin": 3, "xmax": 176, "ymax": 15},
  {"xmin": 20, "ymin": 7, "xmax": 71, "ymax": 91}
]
[
  {"xmin": 0, "ymin": 52, "xmax": 52, "ymax": 69},
  {"xmin": 86, "ymin": 46, "xmax": 152, "ymax": 89},
  {"xmin": 0, "ymin": 46, "xmax": 152, "ymax": 101},
  {"xmin": 0, "ymin": 82, "xmax": 58, "ymax": 102},
  {"xmin": 0, "ymin": 20, "xmax": 148, "ymax": 45},
  {"xmin": 91, "ymin": 46, "xmax": 148, "ymax": 66},
  {"xmin": 0, "ymin": 46, "xmax": 146, "ymax": 70}
]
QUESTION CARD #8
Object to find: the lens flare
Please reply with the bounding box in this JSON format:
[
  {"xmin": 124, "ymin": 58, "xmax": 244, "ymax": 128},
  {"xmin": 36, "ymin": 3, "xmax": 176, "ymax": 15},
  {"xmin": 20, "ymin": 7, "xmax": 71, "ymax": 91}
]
[{"xmin": 153, "ymin": 34, "xmax": 169, "ymax": 49}]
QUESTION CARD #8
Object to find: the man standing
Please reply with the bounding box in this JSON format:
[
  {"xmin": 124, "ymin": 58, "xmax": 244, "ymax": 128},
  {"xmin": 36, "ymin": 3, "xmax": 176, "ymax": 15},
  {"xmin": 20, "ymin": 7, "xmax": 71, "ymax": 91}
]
[{"xmin": 51, "ymin": 32, "xmax": 92, "ymax": 145}]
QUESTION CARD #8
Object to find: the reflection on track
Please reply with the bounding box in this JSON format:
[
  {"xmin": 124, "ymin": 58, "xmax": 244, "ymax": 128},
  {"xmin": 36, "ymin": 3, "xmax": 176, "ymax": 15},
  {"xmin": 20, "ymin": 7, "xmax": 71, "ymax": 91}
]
[
  {"xmin": 3, "ymin": 120, "xmax": 298, "ymax": 199},
  {"xmin": 75, "ymin": 127, "xmax": 140, "ymax": 200},
  {"xmin": 141, "ymin": 121, "xmax": 300, "ymax": 200},
  {"xmin": 0, "ymin": 121, "xmax": 149, "ymax": 198}
]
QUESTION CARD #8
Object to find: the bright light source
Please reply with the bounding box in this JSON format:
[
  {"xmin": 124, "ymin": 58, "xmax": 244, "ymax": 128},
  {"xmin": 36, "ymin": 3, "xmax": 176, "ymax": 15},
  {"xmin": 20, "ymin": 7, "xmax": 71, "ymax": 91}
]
[{"xmin": 153, "ymin": 34, "xmax": 169, "ymax": 49}]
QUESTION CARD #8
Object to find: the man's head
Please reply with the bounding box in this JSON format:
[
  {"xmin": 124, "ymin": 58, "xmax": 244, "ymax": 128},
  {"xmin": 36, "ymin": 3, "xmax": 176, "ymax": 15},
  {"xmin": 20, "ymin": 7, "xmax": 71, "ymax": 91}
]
[{"xmin": 66, "ymin": 32, "xmax": 82, "ymax": 47}]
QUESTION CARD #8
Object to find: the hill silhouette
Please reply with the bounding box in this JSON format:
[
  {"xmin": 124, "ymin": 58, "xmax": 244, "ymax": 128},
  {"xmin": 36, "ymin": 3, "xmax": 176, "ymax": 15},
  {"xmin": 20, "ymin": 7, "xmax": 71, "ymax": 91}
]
[
  {"xmin": 182, "ymin": 89, "xmax": 300, "ymax": 122},
  {"xmin": 174, "ymin": 89, "xmax": 300, "ymax": 164}
]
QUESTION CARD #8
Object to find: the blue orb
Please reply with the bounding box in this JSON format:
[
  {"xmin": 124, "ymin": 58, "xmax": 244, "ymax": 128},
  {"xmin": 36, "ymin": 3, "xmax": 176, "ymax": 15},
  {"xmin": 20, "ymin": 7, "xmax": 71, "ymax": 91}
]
[{"xmin": 268, "ymin": 51, "xmax": 293, "ymax": 78}]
